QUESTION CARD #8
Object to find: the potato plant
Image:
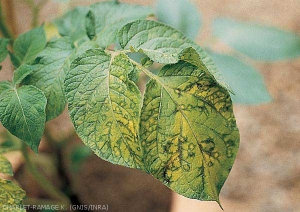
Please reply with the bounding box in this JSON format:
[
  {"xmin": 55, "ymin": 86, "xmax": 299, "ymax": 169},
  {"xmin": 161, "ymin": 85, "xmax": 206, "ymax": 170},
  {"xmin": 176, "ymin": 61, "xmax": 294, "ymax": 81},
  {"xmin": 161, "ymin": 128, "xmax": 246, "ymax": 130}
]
[{"xmin": 0, "ymin": 1, "xmax": 240, "ymax": 210}]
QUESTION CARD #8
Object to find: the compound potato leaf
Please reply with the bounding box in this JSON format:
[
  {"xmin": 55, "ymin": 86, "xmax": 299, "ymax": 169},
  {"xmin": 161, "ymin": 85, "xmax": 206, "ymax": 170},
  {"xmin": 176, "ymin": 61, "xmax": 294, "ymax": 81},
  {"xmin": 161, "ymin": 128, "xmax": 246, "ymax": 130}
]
[
  {"xmin": 0, "ymin": 155, "xmax": 13, "ymax": 176},
  {"xmin": 0, "ymin": 83, "xmax": 46, "ymax": 153},
  {"xmin": 213, "ymin": 18, "xmax": 300, "ymax": 61},
  {"xmin": 0, "ymin": 38, "xmax": 9, "ymax": 63},
  {"xmin": 209, "ymin": 51, "xmax": 272, "ymax": 104},
  {"xmin": 65, "ymin": 49, "xmax": 143, "ymax": 169},
  {"xmin": 24, "ymin": 37, "xmax": 75, "ymax": 121},
  {"xmin": 156, "ymin": 0, "xmax": 202, "ymax": 40},
  {"xmin": 140, "ymin": 47, "xmax": 239, "ymax": 203},
  {"xmin": 0, "ymin": 178, "xmax": 26, "ymax": 211},
  {"xmin": 13, "ymin": 27, "xmax": 46, "ymax": 66},
  {"xmin": 90, "ymin": 1, "xmax": 153, "ymax": 47},
  {"xmin": 118, "ymin": 20, "xmax": 231, "ymax": 92}
]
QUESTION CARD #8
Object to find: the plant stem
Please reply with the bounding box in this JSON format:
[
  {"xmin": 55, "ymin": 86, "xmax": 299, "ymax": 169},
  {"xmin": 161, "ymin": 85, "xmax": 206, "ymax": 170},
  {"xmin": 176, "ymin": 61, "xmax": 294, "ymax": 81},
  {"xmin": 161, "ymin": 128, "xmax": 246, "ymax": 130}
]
[
  {"xmin": 113, "ymin": 0, "xmax": 119, "ymax": 4},
  {"xmin": 24, "ymin": 0, "xmax": 48, "ymax": 28},
  {"xmin": 21, "ymin": 143, "xmax": 70, "ymax": 206},
  {"xmin": 0, "ymin": 3, "xmax": 14, "ymax": 40}
]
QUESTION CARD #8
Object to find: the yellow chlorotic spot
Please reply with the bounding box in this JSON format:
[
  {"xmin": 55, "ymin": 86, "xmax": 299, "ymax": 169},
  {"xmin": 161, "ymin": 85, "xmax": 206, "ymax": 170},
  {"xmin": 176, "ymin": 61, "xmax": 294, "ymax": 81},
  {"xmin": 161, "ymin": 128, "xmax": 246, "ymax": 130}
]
[{"xmin": 114, "ymin": 147, "xmax": 121, "ymax": 156}]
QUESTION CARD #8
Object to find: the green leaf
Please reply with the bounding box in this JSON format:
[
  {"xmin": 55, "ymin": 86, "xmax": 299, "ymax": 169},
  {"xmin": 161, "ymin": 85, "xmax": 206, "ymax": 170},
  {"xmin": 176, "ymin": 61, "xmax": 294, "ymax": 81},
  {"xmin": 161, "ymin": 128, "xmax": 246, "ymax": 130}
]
[
  {"xmin": 0, "ymin": 140, "xmax": 21, "ymax": 154},
  {"xmin": 0, "ymin": 81, "xmax": 11, "ymax": 94},
  {"xmin": 24, "ymin": 37, "xmax": 75, "ymax": 121},
  {"xmin": 53, "ymin": 6, "xmax": 90, "ymax": 42},
  {"xmin": 156, "ymin": 0, "xmax": 201, "ymax": 40},
  {"xmin": 13, "ymin": 27, "xmax": 46, "ymax": 66},
  {"xmin": 75, "ymin": 40, "xmax": 100, "ymax": 57},
  {"xmin": 90, "ymin": 2, "xmax": 153, "ymax": 47},
  {"xmin": 12, "ymin": 65, "xmax": 34, "ymax": 85},
  {"xmin": 118, "ymin": 20, "xmax": 231, "ymax": 92},
  {"xmin": 85, "ymin": 10, "xmax": 96, "ymax": 40},
  {"xmin": 65, "ymin": 49, "xmax": 143, "ymax": 169},
  {"xmin": 0, "ymin": 178, "xmax": 26, "ymax": 211},
  {"xmin": 139, "ymin": 47, "xmax": 239, "ymax": 203},
  {"xmin": 0, "ymin": 38, "xmax": 9, "ymax": 63},
  {"xmin": 209, "ymin": 51, "xmax": 272, "ymax": 104},
  {"xmin": 0, "ymin": 83, "xmax": 47, "ymax": 153},
  {"xmin": 0, "ymin": 155, "xmax": 13, "ymax": 176},
  {"xmin": 8, "ymin": 51, "xmax": 21, "ymax": 68},
  {"xmin": 213, "ymin": 18, "xmax": 300, "ymax": 61}
]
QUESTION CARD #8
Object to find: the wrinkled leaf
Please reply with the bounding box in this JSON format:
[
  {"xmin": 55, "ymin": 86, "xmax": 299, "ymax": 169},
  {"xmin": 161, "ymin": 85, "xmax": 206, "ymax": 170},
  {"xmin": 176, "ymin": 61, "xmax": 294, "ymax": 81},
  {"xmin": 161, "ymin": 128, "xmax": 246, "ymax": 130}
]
[
  {"xmin": 118, "ymin": 20, "xmax": 230, "ymax": 92},
  {"xmin": 12, "ymin": 65, "xmax": 34, "ymax": 85},
  {"xmin": 0, "ymin": 82, "xmax": 46, "ymax": 153},
  {"xmin": 156, "ymin": 0, "xmax": 201, "ymax": 40},
  {"xmin": 140, "ymin": 47, "xmax": 239, "ymax": 203},
  {"xmin": 65, "ymin": 49, "xmax": 142, "ymax": 168},
  {"xmin": 13, "ymin": 27, "xmax": 46, "ymax": 66},
  {"xmin": 90, "ymin": 1, "xmax": 153, "ymax": 47},
  {"xmin": 213, "ymin": 18, "xmax": 300, "ymax": 61},
  {"xmin": 0, "ymin": 38, "xmax": 9, "ymax": 63},
  {"xmin": 0, "ymin": 155, "xmax": 13, "ymax": 176},
  {"xmin": 75, "ymin": 40, "xmax": 100, "ymax": 57},
  {"xmin": 0, "ymin": 178, "xmax": 26, "ymax": 211},
  {"xmin": 24, "ymin": 37, "xmax": 74, "ymax": 121},
  {"xmin": 54, "ymin": 6, "xmax": 90, "ymax": 42},
  {"xmin": 209, "ymin": 51, "xmax": 272, "ymax": 104}
]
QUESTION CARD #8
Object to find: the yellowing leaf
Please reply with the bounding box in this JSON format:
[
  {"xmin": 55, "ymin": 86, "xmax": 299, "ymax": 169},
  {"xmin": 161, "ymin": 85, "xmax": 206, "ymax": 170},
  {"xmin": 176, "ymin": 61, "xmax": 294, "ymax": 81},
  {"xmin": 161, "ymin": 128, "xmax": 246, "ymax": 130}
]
[
  {"xmin": 0, "ymin": 178, "xmax": 26, "ymax": 211},
  {"xmin": 139, "ymin": 48, "xmax": 239, "ymax": 203},
  {"xmin": 44, "ymin": 22, "xmax": 60, "ymax": 41},
  {"xmin": 0, "ymin": 155, "xmax": 13, "ymax": 176},
  {"xmin": 118, "ymin": 20, "xmax": 231, "ymax": 92},
  {"xmin": 65, "ymin": 49, "xmax": 142, "ymax": 169}
]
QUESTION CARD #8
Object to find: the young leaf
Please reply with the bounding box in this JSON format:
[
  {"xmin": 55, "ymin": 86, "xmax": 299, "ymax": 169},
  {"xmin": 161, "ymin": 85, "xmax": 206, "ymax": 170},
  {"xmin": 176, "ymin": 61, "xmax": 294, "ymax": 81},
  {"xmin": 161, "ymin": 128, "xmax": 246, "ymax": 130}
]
[
  {"xmin": 0, "ymin": 38, "xmax": 9, "ymax": 63},
  {"xmin": 54, "ymin": 6, "xmax": 90, "ymax": 42},
  {"xmin": 0, "ymin": 83, "xmax": 47, "ymax": 153},
  {"xmin": 90, "ymin": 1, "xmax": 153, "ymax": 47},
  {"xmin": 24, "ymin": 37, "xmax": 75, "ymax": 121},
  {"xmin": 85, "ymin": 10, "xmax": 96, "ymax": 40},
  {"xmin": 213, "ymin": 18, "xmax": 300, "ymax": 61},
  {"xmin": 156, "ymin": 0, "xmax": 202, "ymax": 40},
  {"xmin": 0, "ymin": 178, "xmax": 26, "ymax": 211},
  {"xmin": 139, "ymin": 48, "xmax": 239, "ymax": 203},
  {"xmin": 0, "ymin": 155, "xmax": 13, "ymax": 176},
  {"xmin": 65, "ymin": 49, "xmax": 143, "ymax": 169},
  {"xmin": 209, "ymin": 51, "xmax": 272, "ymax": 104},
  {"xmin": 118, "ymin": 20, "xmax": 231, "ymax": 92},
  {"xmin": 12, "ymin": 65, "xmax": 34, "ymax": 85},
  {"xmin": 13, "ymin": 27, "xmax": 46, "ymax": 66}
]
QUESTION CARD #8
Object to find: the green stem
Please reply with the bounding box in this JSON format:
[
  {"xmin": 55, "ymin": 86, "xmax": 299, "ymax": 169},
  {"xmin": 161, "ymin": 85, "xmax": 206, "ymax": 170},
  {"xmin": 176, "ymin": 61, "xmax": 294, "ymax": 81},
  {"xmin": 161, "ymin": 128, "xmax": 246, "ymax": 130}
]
[
  {"xmin": 0, "ymin": 3, "xmax": 14, "ymax": 40},
  {"xmin": 113, "ymin": 0, "xmax": 119, "ymax": 4},
  {"xmin": 24, "ymin": 0, "xmax": 45, "ymax": 27},
  {"xmin": 21, "ymin": 143, "xmax": 70, "ymax": 206}
]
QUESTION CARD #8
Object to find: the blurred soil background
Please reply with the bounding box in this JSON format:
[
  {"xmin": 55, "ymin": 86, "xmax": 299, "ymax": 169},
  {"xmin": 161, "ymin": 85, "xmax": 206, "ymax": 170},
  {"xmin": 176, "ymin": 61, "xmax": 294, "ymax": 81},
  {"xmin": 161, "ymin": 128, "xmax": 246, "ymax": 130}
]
[{"xmin": 0, "ymin": 0, "xmax": 300, "ymax": 211}]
